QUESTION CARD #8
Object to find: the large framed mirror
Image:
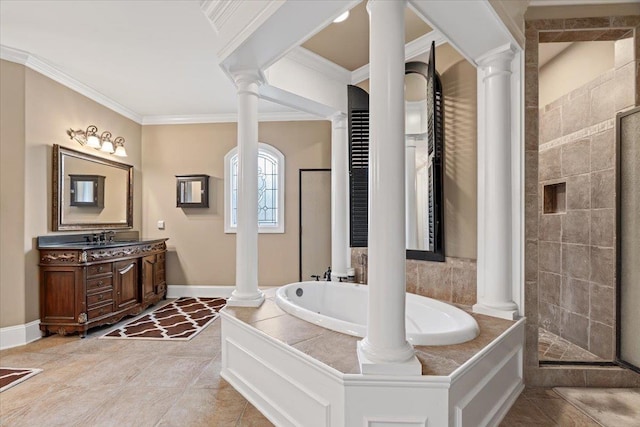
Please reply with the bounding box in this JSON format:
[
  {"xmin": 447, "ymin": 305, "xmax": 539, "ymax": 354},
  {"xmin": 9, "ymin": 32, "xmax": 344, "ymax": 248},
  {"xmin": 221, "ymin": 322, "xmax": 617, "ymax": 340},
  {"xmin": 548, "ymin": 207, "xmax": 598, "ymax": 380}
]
[
  {"xmin": 348, "ymin": 42, "xmax": 445, "ymax": 261},
  {"xmin": 53, "ymin": 144, "xmax": 133, "ymax": 231}
]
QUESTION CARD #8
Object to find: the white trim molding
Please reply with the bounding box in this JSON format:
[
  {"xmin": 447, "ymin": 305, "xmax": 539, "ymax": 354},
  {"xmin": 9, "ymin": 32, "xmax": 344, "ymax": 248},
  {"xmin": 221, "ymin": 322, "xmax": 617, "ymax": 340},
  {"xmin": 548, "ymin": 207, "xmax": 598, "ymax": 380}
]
[
  {"xmin": 0, "ymin": 320, "xmax": 42, "ymax": 350},
  {"xmin": 286, "ymin": 47, "xmax": 352, "ymax": 84},
  {"xmin": 166, "ymin": 285, "xmax": 235, "ymax": 299},
  {"xmin": 0, "ymin": 45, "xmax": 142, "ymax": 123},
  {"xmin": 142, "ymin": 111, "xmax": 323, "ymax": 125}
]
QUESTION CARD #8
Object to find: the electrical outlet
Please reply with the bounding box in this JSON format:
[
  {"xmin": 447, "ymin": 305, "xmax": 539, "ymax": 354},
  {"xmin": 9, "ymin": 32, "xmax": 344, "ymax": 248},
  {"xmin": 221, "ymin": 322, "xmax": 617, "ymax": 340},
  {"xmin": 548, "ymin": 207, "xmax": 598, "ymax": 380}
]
[{"xmin": 157, "ymin": 220, "xmax": 165, "ymax": 230}]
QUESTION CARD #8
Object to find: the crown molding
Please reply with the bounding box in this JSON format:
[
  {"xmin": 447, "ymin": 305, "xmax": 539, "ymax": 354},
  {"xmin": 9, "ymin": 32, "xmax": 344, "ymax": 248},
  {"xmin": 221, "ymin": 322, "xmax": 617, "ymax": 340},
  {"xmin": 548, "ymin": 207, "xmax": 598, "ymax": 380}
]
[
  {"xmin": 351, "ymin": 30, "xmax": 447, "ymax": 84},
  {"xmin": 285, "ymin": 46, "xmax": 351, "ymax": 84},
  {"xmin": 0, "ymin": 45, "xmax": 143, "ymax": 124},
  {"xmin": 199, "ymin": 0, "xmax": 242, "ymax": 33},
  {"xmin": 142, "ymin": 110, "xmax": 324, "ymax": 125}
]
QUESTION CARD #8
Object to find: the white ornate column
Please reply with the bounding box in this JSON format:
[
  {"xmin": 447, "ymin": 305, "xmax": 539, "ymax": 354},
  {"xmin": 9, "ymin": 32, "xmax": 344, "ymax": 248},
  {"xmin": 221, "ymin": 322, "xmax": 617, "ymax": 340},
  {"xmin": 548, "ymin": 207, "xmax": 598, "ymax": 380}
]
[
  {"xmin": 357, "ymin": 0, "xmax": 421, "ymax": 375},
  {"xmin": 473, "ymin": 45, "xmax": 518, "ymax": 320},
  {"xmin": 228, "ymin": 71, "xmax": 265, "ymax": 307},
  {"xmin": 331, "ymin": 113, "xmax": 349, "ymax": 280},
  {"xmin": 405, "ymin": 137, "xmax": 418, "ymax": 249}
]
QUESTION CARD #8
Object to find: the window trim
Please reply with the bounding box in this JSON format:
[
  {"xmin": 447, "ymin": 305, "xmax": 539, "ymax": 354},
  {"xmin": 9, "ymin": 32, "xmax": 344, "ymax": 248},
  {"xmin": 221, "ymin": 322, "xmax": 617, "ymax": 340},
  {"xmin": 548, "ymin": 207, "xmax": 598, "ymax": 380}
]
[{"xmin": 224, "ymin": 142, "xmax": 285, "ymax": 234}]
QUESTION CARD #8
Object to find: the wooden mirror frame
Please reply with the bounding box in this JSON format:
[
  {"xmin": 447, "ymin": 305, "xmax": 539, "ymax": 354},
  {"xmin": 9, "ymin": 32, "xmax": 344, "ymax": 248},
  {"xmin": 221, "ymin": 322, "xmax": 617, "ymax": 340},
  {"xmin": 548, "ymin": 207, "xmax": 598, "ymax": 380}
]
[
  {"xmin": 176, "ymin": 174, "xmax": 210, "ymax": 208},
  {"xmin": 53, "ymin": 144, "xmax": 133, "ymax": 231}
]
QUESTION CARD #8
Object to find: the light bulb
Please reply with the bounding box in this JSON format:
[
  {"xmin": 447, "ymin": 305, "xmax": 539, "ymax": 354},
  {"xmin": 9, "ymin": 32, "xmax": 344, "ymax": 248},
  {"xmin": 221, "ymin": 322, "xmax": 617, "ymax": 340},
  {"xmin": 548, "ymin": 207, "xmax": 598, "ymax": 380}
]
[
  {"xmin": 333, "ymin": 11, "xmax": 349, "ymax": 23},
  {"xmin": 87, "ymin": 134, "xmax": 101, "ymax": 148},
  {"xmin": 101, "ymin": 140, "xmax": 114, "ymax": 153},
  {"xmin": 113, "ymin": 145, "xmax": 127, "ymax": 157}
]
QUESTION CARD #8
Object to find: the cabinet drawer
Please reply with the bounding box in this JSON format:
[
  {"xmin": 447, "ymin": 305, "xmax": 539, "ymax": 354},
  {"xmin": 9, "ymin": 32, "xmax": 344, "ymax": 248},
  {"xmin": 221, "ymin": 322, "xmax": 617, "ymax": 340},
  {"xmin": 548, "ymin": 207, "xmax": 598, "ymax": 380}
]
[
  {"xmin": 88, "ymin": 303, "xmax": 113, "ymax": 319},
  {"xmin": 87, "ymin": 263, "xmax": 112, "ymax": 277},
  {"xmin": 87, "ymin": 276, "xmax": 113, "ymax": 293},
  {"xmin": 87, "ymin": 290, "xmax": 113, "ymax": 308}
]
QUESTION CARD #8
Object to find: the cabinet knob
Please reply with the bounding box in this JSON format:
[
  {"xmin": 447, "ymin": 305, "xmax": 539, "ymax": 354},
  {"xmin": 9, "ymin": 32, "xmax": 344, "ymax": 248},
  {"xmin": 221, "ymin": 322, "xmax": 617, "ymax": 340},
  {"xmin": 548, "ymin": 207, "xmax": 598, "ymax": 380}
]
[
  {"xmin": 98, "ymin": 281, "xmax": 103, "ymax": 286},
  {"xmin": 98, "ymin": 294, "xmax": 104, "ymax": 300},
  {"xmin": 97, "ymin": 266, "xmax": 103, "ymax": 272}
]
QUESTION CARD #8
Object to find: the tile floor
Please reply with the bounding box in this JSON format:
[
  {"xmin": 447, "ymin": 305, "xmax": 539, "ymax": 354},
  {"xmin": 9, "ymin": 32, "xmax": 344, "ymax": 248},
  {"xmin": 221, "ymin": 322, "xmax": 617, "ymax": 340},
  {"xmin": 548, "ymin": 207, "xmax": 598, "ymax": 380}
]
[
  {"xmin": 0, "ymin": 300, "xmax": 630, "ymax": 426},
  {"xmin": 538, "ymin": 328, "xmax": 604, "ymax": 362}
]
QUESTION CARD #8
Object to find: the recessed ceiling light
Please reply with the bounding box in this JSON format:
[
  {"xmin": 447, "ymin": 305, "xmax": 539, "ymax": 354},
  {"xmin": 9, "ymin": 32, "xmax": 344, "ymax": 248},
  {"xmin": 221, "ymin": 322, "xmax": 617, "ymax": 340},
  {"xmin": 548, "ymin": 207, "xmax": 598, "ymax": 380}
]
[{"xmin": 333, "ymin": 11, "xmax": 349, "ymax": 23}]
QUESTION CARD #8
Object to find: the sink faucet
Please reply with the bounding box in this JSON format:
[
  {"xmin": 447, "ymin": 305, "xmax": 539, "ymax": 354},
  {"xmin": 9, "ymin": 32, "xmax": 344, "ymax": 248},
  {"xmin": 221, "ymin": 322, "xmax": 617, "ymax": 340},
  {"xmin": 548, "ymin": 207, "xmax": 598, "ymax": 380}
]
[{"xmin": 324, "ymin": 266, "xmax": 332, "ymax": 281}]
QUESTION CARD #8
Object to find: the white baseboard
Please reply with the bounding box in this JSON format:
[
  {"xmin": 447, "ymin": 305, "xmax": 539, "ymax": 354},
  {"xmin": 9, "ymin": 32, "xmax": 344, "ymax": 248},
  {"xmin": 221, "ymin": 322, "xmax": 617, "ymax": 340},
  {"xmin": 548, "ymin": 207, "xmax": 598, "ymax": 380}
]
[
  {"xmin": 166, "ymin": 285, "xmax": 279, "ymax": 299},
  {"xmin": 166, "ymin": 285, "xmax": 235, "ymax": 299},
  {"xmin": 0, "ymin": 320, "xmax": 42, "ymax": 350}
]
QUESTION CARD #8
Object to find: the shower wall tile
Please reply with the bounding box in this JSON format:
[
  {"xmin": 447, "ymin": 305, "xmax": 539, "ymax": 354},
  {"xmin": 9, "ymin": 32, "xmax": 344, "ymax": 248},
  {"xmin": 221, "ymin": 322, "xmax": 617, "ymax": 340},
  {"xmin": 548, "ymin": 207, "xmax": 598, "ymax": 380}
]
[
  {"xmin": 539, "ymin": 272, "xmax": 561, "ymax": 305},
  {"xmin": 561, "ymin": 139, "xmax": 591, "ymax": 176},
  {"xmin": 562, "ymin": 93, "xmax": 590, "ymax": 134},
  {"xmin": 590, "ymin": 209, "xmax": 614, "ymax": 247},
  {"xmin": 539, "ymin": 147, "xmax": 562, "ymax": 181},
  {"xmin": 614, "ymin": 36, "xmax": 634, "ymax": 68},
  {"xmin": 590, "ymin": 283, "xmax": 614, "ymax": 326},
  {"xmin": 562, "ymin": 243, "xmax": 590, "ymax": 280},
  {"xmin": 590, "ymin": 78, "xmax": 616, "ymax": 125},
  {"xmin": 539, "ymin": 214, "xmax": 561, "ymax": 242},
  {"xmin": 590, "ymin": 246, "xmax": 614, "ymax": 286},
  {"xmin": 560, "ymin": 276, "xmax": 590, "ymax": 316},
  {"xmin": 565, "ymin": 174, "xmax": 590, "ymax": 210},
  {"xmin": 525, "ymin": 107, "xmax": 539, "ymax": 150},
  {"xmin": 525, "ymin": 194, "xmax": 539, "ymax": 240},
  {"xmin": 525, "ymin": 151, "xmax": 539, "ymax": 195},
  {"xmin": 589, "ymin": 321, "xmax": 614, "ymax": 360},
  {"xmin": 590, "ymin": 169, "xmax": 615, "ymax": 209},
  {"xmin": 539, "ymin": 107, "xmax": 562, "ymax": 143},
  {"xmin": 561, "ymin": 210, "xmax": 590, "ymax": 245},
  {"xmin": 590, "ymin": 129, "xmax": 615, "ymax": 172},
  {"xmin": 525, "ymin": 281, "xmax": 539, "ymax": 320},
  {"xmin": 539, "ymin": 241, "xmax": 561, "ymax": 274},
  {"xmin": 614, "ymin": 62, "xmax": 636, "ymax": 112},
  {"xmin": 525, "ymin": 240, "xmax": 538, "ymax": 282},
  {"xmin": 539, "ymin": 302, "xmax": 561, "ymax": 336},
  {"xmin": 560, "ymin": 311, "xmax": 589, "ymax": 349}
]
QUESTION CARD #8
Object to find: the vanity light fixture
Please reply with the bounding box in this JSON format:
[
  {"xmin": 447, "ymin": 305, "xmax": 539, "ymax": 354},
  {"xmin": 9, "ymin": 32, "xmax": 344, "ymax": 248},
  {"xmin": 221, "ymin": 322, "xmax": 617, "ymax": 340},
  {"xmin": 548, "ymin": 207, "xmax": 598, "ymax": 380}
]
[{"xmin": 66, "ymin": 125, "xmax": 128, "ymax": 157}]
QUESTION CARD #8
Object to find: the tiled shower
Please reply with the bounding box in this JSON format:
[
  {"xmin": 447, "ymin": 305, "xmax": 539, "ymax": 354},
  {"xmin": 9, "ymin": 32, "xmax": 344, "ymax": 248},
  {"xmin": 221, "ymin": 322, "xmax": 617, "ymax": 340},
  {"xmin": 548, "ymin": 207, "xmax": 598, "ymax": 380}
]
[{"xmin": 537, "ymin": 37, "xmax": 635, "ymax": 361}]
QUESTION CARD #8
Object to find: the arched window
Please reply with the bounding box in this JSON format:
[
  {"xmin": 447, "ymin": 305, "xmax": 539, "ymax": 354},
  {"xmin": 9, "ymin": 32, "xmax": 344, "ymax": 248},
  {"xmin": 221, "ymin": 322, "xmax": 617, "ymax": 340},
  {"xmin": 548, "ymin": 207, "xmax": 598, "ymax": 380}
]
[{"xmin": 224, "ymin": 143, "xmax": 285, "ymax": 233}]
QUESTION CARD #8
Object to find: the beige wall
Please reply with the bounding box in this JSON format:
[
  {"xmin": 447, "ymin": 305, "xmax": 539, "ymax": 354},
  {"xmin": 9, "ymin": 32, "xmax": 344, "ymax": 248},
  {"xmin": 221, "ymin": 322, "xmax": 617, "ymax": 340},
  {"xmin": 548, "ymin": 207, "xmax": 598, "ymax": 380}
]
[
  {"xmin": 0, "ymin": 60, "xmax": 27, "ymax": 328},
  {"xmin": 0, "ymin": 60, "xmax": 142, "ymax": 327},
  {"xmin": 539, "ymin": 41, "xmax": 615, "ymax": 108},
  {"xmin": 141, "ymin": 121, "xmax": 331, "ymax": 287}
]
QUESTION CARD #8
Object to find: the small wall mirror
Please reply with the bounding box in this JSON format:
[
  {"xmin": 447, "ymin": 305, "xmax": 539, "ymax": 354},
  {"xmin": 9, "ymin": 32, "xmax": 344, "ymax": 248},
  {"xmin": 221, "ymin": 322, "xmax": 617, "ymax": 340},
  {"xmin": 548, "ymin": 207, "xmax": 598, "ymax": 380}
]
[
  {"xmin": 69, "ymin": 175, "xmax": 105, "ymax": 207},
  {"xmin": 176, "ymin": 174, "xmax": 209, "ymax": 208}
]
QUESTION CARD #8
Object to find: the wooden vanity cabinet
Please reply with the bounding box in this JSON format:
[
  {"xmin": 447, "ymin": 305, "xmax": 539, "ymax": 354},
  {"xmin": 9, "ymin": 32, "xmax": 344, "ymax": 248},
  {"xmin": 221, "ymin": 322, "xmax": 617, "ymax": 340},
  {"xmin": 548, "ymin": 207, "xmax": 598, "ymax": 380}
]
[{"xmin": 38, "ymin": 239, "xmax": 168, "ymax": 337}]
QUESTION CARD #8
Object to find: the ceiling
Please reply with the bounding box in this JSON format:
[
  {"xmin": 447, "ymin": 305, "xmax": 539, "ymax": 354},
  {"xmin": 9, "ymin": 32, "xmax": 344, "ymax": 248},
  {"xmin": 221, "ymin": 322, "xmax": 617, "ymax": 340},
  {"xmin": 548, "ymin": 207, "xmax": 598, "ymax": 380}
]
[
  {"xmin": 0, "ymin": 0, "xmax": 438, "ymax": 122},
  {"xmin": 302, "ymin": 2, "xmax": 432, "ymax": 71}
]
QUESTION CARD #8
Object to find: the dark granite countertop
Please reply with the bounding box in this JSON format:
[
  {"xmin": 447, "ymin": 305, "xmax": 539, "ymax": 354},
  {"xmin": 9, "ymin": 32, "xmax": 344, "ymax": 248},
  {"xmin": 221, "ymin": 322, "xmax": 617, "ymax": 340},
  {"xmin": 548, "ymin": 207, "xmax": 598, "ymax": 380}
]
[{"xmin": 37, "ymin": 231, "xmax": 168, "ymax": 249}]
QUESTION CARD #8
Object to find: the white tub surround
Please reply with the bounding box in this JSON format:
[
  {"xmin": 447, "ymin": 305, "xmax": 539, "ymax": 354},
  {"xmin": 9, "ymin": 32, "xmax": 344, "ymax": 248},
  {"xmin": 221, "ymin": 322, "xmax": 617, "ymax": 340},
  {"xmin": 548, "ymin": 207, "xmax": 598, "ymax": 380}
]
[
  {"xmin": 331, "ymin": 113, "xmax": 350, "ymax": 279},
  {"xmin": 276, "ymin": 282, "xmax": 479, "ymax": 346},
  {"xmin": 220, "ymin": 297, "xmax": 525, "ymax": 426},
  {"xmin": 227, "ymin": 70, "xmax": 264, "ymax": 308},
  {"xmin": 473, "ymin": 45, "xmax": 519, "ymax": 321},
  {"xmin": 358, "ymin": 0, "xmax": 420, "ymax": 376}
]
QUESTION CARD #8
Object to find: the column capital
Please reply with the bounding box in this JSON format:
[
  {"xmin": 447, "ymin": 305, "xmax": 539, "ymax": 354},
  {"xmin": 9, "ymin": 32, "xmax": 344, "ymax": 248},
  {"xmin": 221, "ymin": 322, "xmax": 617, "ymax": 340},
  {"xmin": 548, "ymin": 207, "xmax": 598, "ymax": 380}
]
[
  {"xmin": 477, "ymin": 44, "xmax": 517, "ymax": 77},
  {"xmin": 331, "ymin": 112, "xmax": 347, "ymax": 129},
  {"xmin": 366, "ymin": 0, "xmax": 407, "ymax": 14},
  {"xmin": 231, "ymin": 69, "xmax": 264, "ymax": 95}
]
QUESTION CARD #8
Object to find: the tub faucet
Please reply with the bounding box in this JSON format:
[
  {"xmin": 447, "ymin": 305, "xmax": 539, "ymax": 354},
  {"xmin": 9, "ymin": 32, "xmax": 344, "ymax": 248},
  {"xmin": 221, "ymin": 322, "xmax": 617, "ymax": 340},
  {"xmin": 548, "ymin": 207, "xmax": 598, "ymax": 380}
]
[{"xmin": 324, "ymin": 266, "xmax": 332, "ymax": 281}]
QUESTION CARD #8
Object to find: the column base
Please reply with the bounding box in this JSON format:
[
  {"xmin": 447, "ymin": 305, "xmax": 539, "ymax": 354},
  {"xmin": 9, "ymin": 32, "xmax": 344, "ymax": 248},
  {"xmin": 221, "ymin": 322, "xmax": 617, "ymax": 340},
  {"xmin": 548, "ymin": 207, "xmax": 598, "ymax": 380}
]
[
  {"xmin": 357, "ymin": 341, "xmax": 422, "ymax": 376},
  {"xmin": 473, "ymin": 303, "xmax": 519, "ymax": 320},
  {"xmin": 227, "ymin": 290, "xmax": 265, "ymax": 308}
]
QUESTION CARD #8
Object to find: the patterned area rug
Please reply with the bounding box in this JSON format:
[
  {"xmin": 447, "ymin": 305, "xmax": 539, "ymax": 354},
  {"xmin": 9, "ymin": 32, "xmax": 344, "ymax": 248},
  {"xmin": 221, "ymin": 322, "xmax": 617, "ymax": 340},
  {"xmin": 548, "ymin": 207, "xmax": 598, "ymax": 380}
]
[
  {"xmin": 101, "ymin": 297, "xmax": 226, "ymax": 340},
  {"xmin": 0, "ymin": 368, "xmax": 42, "ymax": 392}
]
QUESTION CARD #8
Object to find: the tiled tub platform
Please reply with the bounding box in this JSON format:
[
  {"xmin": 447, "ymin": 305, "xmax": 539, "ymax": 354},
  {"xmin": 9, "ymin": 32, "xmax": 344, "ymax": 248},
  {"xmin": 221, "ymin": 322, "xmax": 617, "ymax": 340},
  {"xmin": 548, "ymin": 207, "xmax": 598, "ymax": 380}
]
[{"xmin": 221, "ymin": 290, "xmax": 525, "ymax": 426}]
